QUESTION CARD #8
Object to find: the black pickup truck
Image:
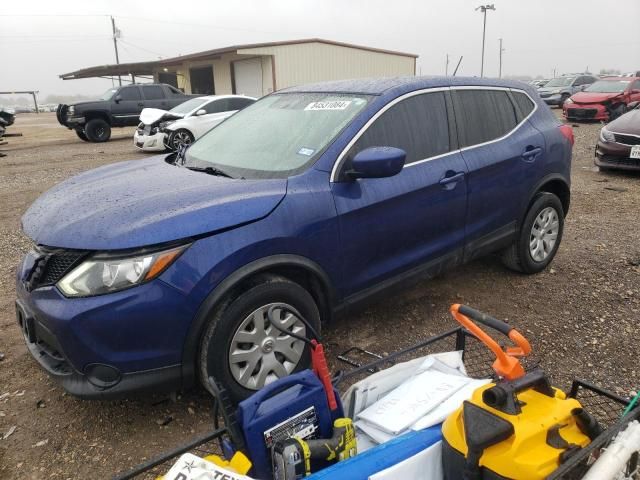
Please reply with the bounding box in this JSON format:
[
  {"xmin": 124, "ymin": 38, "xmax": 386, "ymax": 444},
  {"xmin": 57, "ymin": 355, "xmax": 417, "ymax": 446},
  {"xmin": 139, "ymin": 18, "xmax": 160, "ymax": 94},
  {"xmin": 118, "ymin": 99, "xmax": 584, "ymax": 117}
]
[{"xmin": 57, "ymin": 83, "xmax": 196, "ymax": 142}]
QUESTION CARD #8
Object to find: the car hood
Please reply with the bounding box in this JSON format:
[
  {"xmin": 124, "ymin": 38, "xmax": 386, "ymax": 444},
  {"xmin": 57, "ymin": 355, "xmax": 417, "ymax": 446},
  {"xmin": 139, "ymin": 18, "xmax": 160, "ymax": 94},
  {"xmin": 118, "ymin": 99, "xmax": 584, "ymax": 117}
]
[
  {"xmin": 70, "ymin": 100, "xmax": 110, "ymax": 111},
  {"xmin": 538, "ymin": 87, "xmax": 566, "ymax": 94},
  {"xmin": 22, "ymin": 157, "xmax": 287, "ymax": 250},
  {"xmin": 139, "ymin": 108, "xmax": 185, "ymax": 126},
  {"xmin": 571, "ymin": 91, "xmax": 624, "ymax": 104},
  {"xmin": 606, "ymin": 108, "xmax": 640, "ymax": 135}
]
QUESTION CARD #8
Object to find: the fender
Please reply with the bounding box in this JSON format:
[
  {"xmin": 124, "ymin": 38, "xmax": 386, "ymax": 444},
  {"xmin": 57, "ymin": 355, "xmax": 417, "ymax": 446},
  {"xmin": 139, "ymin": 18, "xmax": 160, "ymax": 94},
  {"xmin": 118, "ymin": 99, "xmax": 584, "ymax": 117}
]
[
  {"xmin": 179, "ymin": 254, "xmax": 337, "ymax": 386},
  {"xmin": 524, "ymin": 173, "xmax": 571, "ymax": 221}
]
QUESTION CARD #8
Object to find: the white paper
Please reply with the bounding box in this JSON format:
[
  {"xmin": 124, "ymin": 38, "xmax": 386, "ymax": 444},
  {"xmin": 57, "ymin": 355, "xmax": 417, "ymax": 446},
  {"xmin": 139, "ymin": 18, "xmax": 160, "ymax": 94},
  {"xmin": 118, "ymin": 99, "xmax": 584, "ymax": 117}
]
[
  {"xmin": 410, "ymin": 378, "xmax": 491, "ymax": 431},
  {"xmin": 355, "ymin": 419, "xmax": 396, "ymax": 444},
  {"xmin": 369, "ymin": 441, "xmax": 443, "ymax": 480},
  {"xmin": 356, "ymin": 428, "xmax": 379, "ymax": 453},
  {"xmin": 357, "ymin": 370, "xmax": 469, "ymax": 435},
  {"xmin": 163, "ymin": 453, "xmax": 254, "ymax": 480},
  {"xmin": 304, "ymin": 100, "xmax": 352, "ymax": 111},
  {"xmin": 342, "ymin": 351, "xmax": 466, "ymax": 418}
]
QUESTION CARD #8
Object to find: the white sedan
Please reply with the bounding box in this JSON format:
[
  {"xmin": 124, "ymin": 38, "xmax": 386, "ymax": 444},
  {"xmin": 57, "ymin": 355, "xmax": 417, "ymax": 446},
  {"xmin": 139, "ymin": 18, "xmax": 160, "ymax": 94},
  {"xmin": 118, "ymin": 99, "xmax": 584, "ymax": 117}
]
[{"xmin": 134, "ymin": 95, "xmax": 256, "ymax": 152}]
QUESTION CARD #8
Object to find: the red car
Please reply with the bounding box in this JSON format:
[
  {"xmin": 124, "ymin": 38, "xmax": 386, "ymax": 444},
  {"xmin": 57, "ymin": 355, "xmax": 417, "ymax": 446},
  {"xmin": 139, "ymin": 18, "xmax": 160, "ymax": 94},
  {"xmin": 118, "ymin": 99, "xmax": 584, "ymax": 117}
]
[{"xmin": 563, "ymin": 77, "xmax": 640, "ymax": 122}]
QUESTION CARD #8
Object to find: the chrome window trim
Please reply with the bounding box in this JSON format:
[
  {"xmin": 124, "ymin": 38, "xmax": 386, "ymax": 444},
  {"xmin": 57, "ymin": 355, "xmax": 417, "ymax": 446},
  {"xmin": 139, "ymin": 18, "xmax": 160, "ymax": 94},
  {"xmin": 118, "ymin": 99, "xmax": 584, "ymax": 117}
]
[{"xmin": 330, "ymin": 86, "xmax": 538, "ymax": 182}]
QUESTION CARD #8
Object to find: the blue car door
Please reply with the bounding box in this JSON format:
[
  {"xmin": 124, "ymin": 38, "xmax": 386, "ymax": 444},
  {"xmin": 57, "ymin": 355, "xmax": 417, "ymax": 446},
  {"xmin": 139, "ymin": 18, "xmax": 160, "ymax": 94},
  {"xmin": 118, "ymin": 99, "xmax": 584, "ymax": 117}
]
[
  {"xmin": 450, "ymin": 88, "xmax": 546, "ymax": 259},
  {"xmin": 330, "ymin": 90, "xmax": 468, "ymax": 299}
]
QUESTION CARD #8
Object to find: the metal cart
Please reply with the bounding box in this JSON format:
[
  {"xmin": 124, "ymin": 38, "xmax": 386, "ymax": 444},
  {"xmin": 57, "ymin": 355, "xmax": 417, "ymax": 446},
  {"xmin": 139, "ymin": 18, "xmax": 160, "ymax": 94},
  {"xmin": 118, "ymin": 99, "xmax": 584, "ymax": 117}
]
[{"xmin": 114, "ymin": 327, "xmax": 636, "ymax": 480}]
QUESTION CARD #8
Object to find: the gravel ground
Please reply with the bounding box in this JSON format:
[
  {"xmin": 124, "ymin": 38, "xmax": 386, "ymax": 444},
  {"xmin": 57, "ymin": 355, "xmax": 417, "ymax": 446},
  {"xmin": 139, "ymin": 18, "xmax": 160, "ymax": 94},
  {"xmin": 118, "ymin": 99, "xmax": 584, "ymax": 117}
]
[{"xmin": 0, "ymin": 111, "xmax": 639, "ymax": 479}]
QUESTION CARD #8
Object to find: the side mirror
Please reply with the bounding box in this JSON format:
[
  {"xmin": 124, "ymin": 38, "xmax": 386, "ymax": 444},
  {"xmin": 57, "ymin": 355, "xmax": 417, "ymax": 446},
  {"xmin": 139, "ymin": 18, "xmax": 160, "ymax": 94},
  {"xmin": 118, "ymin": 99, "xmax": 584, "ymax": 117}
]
[
  {"xmin": 195, "ymin": 109, "xmax": 207, "ymax": 116},
  {"xmin": 580, "ymin": 85, "xmax": 587, "ymax": 91},
  {"xmin": 347, "ymin": 146, "xmax": 406, "ymax": 180},
  {"xmin": 114, "ymin": 95, "xmax": 122, "ymax": 103}
]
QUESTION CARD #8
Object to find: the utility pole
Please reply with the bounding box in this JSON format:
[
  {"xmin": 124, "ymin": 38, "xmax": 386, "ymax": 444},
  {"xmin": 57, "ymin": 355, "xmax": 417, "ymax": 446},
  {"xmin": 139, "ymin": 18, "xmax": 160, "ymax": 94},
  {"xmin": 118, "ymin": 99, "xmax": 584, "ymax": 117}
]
[
  {"xmin": 445, "ymin": 54, "xmax": 450, "ymax": 76},
  {"xmin": 110, "ymin": 16, "xmax": 122, "ymax": 86},
  {"xmin": 476, "ymin": 4, "xmax": 496, "ymax": 77},
  {"xmin": 498, "ymin": 38, "xmax": 505, "ymax": 78}
]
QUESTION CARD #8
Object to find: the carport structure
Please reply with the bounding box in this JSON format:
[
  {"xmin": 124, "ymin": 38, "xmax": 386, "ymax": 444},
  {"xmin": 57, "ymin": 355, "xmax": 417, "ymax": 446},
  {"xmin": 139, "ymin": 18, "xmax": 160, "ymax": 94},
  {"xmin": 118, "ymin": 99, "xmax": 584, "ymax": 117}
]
[{"xmin": 60, "ymin": 38, "xmax": 417, "ymax": 98}]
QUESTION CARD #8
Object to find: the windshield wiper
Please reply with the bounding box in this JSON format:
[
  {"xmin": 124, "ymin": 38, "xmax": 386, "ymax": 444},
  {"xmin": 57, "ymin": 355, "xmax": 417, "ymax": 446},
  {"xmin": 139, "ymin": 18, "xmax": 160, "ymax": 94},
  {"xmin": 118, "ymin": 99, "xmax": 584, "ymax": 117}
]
[{"xmin": 186, "ymin": 165, "xmax": 234, "ymax": 179}]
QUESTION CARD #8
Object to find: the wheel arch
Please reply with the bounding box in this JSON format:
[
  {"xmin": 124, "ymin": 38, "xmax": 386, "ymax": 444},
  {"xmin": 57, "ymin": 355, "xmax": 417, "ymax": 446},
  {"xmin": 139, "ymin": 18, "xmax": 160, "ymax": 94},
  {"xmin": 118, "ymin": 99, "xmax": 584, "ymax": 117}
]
[
  {"xmin": 527, "ymin": 175, "xmax": 571, "ymax": 219},
  {"xmin": 180, "ymin": 254, "xmax": 336, "ymax": 387},
  {"xmin": 84, "ymin": 110, "xmax": 111, "ymax": 125}
]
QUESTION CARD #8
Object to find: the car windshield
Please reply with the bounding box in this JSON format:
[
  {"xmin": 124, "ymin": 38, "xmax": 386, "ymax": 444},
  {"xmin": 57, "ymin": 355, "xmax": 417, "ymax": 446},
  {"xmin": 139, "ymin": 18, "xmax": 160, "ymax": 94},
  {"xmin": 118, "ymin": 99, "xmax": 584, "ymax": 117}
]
[
  {"xmin": 99, "ymin": 88, "xmax": 118, "ymax": 101},
  {"xmin": 585, "ymin": 80, "xmax": 630, "ymax": 93},
  {"xmin": 544, "ymin": 77, "xmax": 574, "ymax": 87},
  {"xmin": 170, "ymin": 97, "xmax": 208, "ymax": 115},
  {"xmin": 185, "ymin": 92, "xmax": 370, "ymax": 179}
]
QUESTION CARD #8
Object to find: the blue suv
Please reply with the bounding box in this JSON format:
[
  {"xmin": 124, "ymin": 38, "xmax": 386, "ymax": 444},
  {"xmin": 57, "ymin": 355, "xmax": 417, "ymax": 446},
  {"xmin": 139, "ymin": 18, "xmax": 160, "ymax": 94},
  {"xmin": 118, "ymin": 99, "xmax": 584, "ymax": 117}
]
[{"xmin": 16, "ymin": 77, "xmax": 573, "ymax": 400}]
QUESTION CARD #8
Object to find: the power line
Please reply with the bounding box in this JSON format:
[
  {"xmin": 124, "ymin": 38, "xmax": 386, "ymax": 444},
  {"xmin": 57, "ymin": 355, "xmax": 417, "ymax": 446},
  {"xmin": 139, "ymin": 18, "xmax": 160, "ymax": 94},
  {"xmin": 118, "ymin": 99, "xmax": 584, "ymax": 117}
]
[{"xmin": 118, "ymin": 39, "xmax": 165, "ymax": 58}]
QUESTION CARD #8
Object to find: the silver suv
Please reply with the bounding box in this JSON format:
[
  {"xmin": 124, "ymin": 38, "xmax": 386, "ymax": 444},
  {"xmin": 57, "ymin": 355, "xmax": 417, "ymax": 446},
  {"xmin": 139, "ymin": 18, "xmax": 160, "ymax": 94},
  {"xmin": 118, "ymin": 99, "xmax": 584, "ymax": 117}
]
[{"xmin": 538, "ymin": 74, "xmax": 598, "ymax": 107}]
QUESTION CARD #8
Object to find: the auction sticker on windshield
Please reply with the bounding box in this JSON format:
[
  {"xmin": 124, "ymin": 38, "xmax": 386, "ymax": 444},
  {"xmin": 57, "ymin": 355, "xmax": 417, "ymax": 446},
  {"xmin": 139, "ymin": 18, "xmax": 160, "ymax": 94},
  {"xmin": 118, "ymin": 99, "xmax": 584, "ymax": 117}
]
[
  {"xmin": 305, "ymin": 100, "xmax": 352, "ymax": 111},
  {"xmin": 631, "ymin": 146, "xmax": 640, "ymax": 159}
]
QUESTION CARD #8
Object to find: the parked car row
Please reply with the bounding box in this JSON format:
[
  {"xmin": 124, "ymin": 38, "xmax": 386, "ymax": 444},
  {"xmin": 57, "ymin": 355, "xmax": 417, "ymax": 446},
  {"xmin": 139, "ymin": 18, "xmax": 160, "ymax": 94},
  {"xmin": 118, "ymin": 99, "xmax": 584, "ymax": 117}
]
[
  {"xmin": 56, "ymin": 83, "xmax": 198, "ymax": 142},
  {"xmin": 0, "ymin": 107, "xmax": 16, "ymax": 145}
]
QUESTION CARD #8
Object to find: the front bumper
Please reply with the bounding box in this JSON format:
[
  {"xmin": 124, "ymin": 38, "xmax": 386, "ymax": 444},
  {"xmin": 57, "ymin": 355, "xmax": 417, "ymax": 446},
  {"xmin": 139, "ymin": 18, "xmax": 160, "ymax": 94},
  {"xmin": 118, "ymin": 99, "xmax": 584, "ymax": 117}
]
[
  {"xmin": 540, "ymin": 93, "xmax": 564, "ymax": 106},
  {"xmin": 564, "ymin": 103, "xmax": 608, "ymax": 121},
  {"xmin": 595, "ymin": 141, "xmax": 640, "ymax": 171},
  {"xmin": 15, "ymin": 261, "xmax": 192, "ymax": 399},
  {"xmin": 134, "ymin": 130, "xmax": 167, "ymax": 152}
]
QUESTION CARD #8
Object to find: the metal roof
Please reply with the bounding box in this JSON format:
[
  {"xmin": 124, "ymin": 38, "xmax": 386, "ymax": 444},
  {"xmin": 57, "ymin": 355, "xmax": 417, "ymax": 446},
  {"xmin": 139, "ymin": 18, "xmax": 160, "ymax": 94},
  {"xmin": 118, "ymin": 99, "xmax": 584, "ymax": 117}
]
[
  {"xmin": 280, "ymin": 75, "xmax": 533, "ymax": 95},
  {"xmin": 60, "ymin": 38, "xmax": 418, "ymax": 80}
]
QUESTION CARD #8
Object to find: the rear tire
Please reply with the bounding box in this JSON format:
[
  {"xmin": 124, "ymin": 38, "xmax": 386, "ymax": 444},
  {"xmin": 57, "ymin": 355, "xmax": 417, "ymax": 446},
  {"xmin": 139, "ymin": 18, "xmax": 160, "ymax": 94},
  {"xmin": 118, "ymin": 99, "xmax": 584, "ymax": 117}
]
[
  {"xmin": 84, "ymin": 118, "xmax": 111, "ymax": 142},
  {"xmin": 502, "ymin": 192, "xmax": 564, "ymax": 274},
  {"xmin": 74, "ymin": 128, "xmax": 89, "ymax": 142},
  {"xmin": 198, "ymin": 275, "xmax": 321, "ymax": 402}
]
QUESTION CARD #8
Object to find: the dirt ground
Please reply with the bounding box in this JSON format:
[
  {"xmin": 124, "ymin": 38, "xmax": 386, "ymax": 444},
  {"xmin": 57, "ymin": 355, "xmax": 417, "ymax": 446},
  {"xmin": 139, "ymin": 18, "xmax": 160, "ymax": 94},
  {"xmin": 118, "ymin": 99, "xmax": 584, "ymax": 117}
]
[{"xmin": 0, "ymin": 111, "xmax": 639, "ymax": 479}]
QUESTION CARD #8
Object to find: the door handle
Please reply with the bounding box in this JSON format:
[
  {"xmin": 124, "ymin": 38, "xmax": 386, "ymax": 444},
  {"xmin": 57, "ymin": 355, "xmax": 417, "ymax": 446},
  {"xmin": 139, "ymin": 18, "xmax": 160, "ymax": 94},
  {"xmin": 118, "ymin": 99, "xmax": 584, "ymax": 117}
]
[
  {"xmin": 439, "ymin": 171, "xmax": 465, "ymax": 187},
  {"xmin": 137, "ymin": 102, "xmax": 144, "ymax": 107},
  {"xmin": 521, "ymin": 146, "xmax": 543, "ymax": 162}
]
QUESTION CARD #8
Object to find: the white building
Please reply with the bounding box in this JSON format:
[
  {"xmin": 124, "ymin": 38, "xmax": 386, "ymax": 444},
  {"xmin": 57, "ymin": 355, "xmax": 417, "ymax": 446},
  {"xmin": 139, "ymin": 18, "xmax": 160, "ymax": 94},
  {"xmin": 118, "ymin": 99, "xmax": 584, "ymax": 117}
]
[{"xmin": 61, "ymin": 38, "xmax": 418, "ymax": 98}]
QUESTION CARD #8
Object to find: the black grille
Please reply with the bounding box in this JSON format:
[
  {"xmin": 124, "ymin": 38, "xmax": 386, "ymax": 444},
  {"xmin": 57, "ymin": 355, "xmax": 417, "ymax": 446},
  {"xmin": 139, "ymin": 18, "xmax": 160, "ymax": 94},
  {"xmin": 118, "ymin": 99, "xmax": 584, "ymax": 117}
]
[
  {"xmin": 613, "ymin": 133, "xmax": 640, "ymax": 146},
  {"xmin": 25, "ymin": 247, "xmax": 88, "ymax": 291},
  {"xmin": 566, "ymin": 108, "xmax": 597, "ymax": 119}
]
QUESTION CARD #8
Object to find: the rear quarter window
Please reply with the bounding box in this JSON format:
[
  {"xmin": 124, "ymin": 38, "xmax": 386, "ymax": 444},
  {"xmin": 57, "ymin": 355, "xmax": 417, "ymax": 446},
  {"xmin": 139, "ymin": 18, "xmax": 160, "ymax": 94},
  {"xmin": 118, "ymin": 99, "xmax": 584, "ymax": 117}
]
[
  {"xmin": 451, "ymin": 90, "xmax": 518, "ymax": 147},
  {"xmin": 510, "ymin": 91, "xmax": 535, "ymax": 122}
]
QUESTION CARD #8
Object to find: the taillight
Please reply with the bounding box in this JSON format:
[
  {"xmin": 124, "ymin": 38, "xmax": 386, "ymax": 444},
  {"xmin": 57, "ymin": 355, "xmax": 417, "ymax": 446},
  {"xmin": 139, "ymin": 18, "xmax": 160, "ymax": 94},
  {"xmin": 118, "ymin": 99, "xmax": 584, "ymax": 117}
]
[{"xmin": 559, "ymin": 124, "xmax": 574, "ymax": 146}]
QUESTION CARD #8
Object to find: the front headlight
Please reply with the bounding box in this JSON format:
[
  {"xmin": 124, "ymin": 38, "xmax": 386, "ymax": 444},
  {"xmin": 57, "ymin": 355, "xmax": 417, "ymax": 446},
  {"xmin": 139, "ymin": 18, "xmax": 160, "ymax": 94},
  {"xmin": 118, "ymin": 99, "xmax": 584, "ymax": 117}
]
[
  {"xmin": 57, "ymin": 244, "xmax": 188, "ymax": 297},
  {"xmin": 599, "ymin": 127, "xmax": 615, "ymax": 143},
  {"xmin": 565, "ymin": 98, "xmax": 574, "ymax": 104},
  {"xmin": 552, "ymin": 89, "xmax": 562, "ymax": 95}
]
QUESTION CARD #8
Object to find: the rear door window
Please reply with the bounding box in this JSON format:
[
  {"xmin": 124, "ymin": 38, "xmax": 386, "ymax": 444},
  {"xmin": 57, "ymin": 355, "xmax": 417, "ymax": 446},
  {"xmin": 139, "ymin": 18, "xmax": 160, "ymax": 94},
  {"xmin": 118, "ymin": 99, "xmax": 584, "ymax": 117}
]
[
  {"xmin": 119, "ymin": 86, "xmax": 141, "ymax": 101},
  {"xmin": 451, "ymin": 90, "xmax": 518, "ymax": 148},
  {"xmin": 348, "ymin": 91, "xmax": 451, "ymax": 166},
  {"xmin": 228, "ymin": 97, "xmax": 255, "ymax": 111},
  {"xmin": 142, "ymin": 85, "xmax": 165, "ymax": 100}
]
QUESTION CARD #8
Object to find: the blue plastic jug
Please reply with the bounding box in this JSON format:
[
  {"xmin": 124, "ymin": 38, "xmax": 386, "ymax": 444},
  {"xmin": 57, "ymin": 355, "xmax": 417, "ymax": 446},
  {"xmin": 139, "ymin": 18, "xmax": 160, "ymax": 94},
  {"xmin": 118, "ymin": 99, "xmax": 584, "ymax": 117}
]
[{"xmin": 237, "ymin": 370, "xmax": 343, "ymax": 480}]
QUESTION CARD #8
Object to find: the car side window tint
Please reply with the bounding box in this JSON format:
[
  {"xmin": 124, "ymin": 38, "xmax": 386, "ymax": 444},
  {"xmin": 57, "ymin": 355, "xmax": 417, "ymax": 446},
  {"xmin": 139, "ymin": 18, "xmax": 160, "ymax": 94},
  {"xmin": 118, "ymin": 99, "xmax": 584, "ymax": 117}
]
[
  {"xmin": 228, "ymin": 98, "xmax": 255, "ymax": 110},
  {"xmin": 511, "ymin": 91, "xmax": 535, "ymax": 122},
  {"xmin": 348, "ymin": 92, "xmax": 450, "ymax": 166},
  {"xmin": 142, "ymin": 86, "xmax": 164, "ymax": 100},
  {"xmin": 203, "ymin": 99, "xmax": 230, "ymax": 114},
  {"xmin": 119, "ymin": 87, "xmax": 141, "ymax": 101},
  {"xmin": 452, "ymin": 90, "xmax": 518, "ymax": 148}
]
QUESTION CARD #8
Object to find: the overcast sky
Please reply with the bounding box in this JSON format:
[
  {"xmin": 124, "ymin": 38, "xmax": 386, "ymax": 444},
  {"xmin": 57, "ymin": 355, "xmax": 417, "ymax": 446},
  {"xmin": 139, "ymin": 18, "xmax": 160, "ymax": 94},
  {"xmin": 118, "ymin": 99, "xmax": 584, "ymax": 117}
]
[{"xmin": 1, "ymin": 0, "xmax": 639, "ymax": 99}]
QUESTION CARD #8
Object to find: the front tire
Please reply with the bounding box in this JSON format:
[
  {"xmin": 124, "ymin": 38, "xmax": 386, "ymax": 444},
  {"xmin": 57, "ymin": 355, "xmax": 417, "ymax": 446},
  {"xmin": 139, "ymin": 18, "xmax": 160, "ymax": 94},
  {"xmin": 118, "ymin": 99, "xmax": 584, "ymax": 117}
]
[
  {"xmin": 502, "ymin": 192, "xmax": 564, "ymax": 274},
  {"xmin": 198, "ymin": 275, "xmax": 321, "ymax": 402},
  {"xmin": 84, "ymin": 118, "xmax": 111, "ymax": 142},
  {"xmin": 74, "ymin": 128, "xmax": 89, "ymax": 141},
  {"xmin": 167, "ymin": 129, "xmax": 194, "ymax": 151}
]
